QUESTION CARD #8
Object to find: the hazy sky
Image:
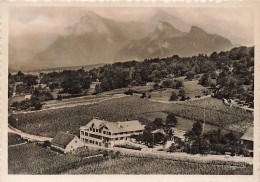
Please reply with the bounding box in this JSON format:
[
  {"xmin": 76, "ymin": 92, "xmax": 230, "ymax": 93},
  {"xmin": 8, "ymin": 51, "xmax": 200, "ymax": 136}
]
[{"xmin": 10, "ymin": 7, "xmax": 254, "ymax": 51}]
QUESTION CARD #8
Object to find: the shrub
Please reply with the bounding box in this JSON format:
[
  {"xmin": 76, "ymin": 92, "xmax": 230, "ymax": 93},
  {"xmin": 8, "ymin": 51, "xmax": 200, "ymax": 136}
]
[
  {"xmin": 57, "ymin": 95, "xmax": 62, "ymax": 100},
  {"xmin": 166, "ymin": 113, "xmax": 178, "ymax": 127},
  {"xmin": 169, "ymin": 92, "xmax": 178, "ymax": 101},
  {"xmin": 34, "ymin": 102, "xmax": 42, "ymax": 110}
]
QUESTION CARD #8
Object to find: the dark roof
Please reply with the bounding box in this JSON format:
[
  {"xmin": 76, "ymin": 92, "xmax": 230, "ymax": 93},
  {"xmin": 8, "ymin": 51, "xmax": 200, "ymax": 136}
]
[
  {"xmin": 81, "ymin": 119, "xmax": 145, "ymax": 133},
  {"xmin": 241, "ymin": 127, "xmax": 253, "ymax": 141},
  {"xmin": 51, "ymin": 132, "xmax": 76, "ymax": 149}
]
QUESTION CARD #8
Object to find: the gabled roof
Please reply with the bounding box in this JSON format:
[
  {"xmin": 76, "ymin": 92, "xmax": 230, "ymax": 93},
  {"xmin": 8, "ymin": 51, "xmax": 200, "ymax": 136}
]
[
  {"xmin": 51, "ymin": 132, "xmax": 76, "ymax": 149},
  {"xmin": 81, "ymin": 119, "xmax": 145, "ymax": 133},
  {"xmin": 241, "ymin": 127, "xmax": 254, "ymax": 141},
  {"xmin": 151, "ymin": 128, "xmax": 166, "ymax": 135}
]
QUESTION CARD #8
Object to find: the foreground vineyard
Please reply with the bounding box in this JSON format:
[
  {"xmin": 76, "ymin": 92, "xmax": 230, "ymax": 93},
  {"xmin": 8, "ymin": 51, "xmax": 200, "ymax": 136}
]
[
  {"xmin": 9, "ymin": 96, "xmax": 253, "ymax": 137},
  {"xmin": 8, "ymin": 143, "xmax": 106, "ymax": 174},
  {"xmin": 66, "ymin": 156, "xmax": 253, "ymax": 175},
  {"xmin": 9, "ymin": 143, "xmax": 253, "ymax": 175}
]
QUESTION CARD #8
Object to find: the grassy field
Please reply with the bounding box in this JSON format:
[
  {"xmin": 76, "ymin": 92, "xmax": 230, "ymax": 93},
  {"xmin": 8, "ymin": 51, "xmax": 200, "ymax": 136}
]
[
  {"xmin": 66, "ymin": 156, "xmax": 253, "ymax": 175},
  {"xmin": 9, "ymin": 96, "xmax": 253, "ymax": 137},
  {"xmin": 150, "ymin": 80, "xmax": 209, "ymax": 101},
  {"xmin": 8, "ymin": 143, "xmax": 105, "ymax": 174},
  {"xmin": 8, "ymin": 133, "xmax": 27, "ymax": 146}
]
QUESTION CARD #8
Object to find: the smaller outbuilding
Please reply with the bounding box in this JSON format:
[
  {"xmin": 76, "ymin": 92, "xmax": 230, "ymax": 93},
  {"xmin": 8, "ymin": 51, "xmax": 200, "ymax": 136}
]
[
  {"xmin": 240, "ymin": 127, "xmax": 253, "ymax": 156},
  {"xmin": 51, "ymin": 132, "xmax": 84, "ymax": 153}
]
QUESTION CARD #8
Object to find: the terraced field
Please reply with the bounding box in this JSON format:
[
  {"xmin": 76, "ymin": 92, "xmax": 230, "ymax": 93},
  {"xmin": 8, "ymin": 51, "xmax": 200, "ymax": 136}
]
[{"xmin": 9, "ymin": 96, "xmax": 253, "ymax": 137}]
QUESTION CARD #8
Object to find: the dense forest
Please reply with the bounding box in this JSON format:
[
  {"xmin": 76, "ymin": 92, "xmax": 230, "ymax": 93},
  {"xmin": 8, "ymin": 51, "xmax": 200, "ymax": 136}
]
[
  {"xmin": 94, "ymin": 46, "xmax": 254, "ymax": 101},
  {"xmin": 8, "ymin": 46, "xmax": 254, "ymax": 110}
]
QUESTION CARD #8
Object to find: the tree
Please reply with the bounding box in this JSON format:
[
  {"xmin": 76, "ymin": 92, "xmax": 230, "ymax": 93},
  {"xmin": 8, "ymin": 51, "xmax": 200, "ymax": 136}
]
[
  {"xmin": 168, "ymin": 143, "xmax": 176, "ymax": 153},
  {"xmin": 169, "ymin": 92, "xmax": 178, "ymax": 101},
  {"xmin": 49, "ymin": 82, "xmax": 59, "ymax": 91},
  {"xmin": 141, "ymin": 92, "xmax": 147, "ymax": 98},
  {"xmin": 199, "ymin": 73, "xmax": 211, "ymax": 86},
  {"xmin": 179, "ymin": 89, "xmax": 186, "ymax": 98},
  {"xmin": 162, "ymin": 79, "xmax": 173, "ymax": 88},
  {"xmin": 185, "ymin": 71, "xmax": 195, "ymax": 80},
  {"xmin": 192, "ymin": 121, "xmax": 202, "ymax": 136},
  {"xmin": 23, "ymin": 74, "xmax": 38, "ymax": 86},
  {"xmin": 168, "ymin": 129, "xmax": 173, "ymax": 140},
  {"xmin": 140, "ymin": 68, "xmax": 149, "ymax": 83},
  {"xmin": 34, "ymin": 102, "xmax": 42, "ymax": 110},
  {"xmin": 142, "ymin": 130, "xmax": 153, "ymax": 146},
  {"xmin": 173, "ymin": 80, "xmax": 183, "ymax": 89},
  {"xmin": 82, "ymin": 77, "xmax": 92, "ymax": 89},
  {"xmin": 95, "ymin": 84, "xmax": 102, "ymax": 94},
  {"xmin": 154, "ymin": 118, "xmax": 163, "ymax": 127},
  {"xmin": 8, "ymin": 85, "xmax": 13, "ymax": 98},
  {"xmin": 154, "ymin": 132, "xmax": 166, "ymax": 144},
  {"xmin": 199, "ymin": 137, "xmax": 210, "ymax": 154},
  {"xmin": 153, "ymin": 83, "xmax": 160, "ymax": 90},
  {"xmin": 166, "ymin": 113, "xmax": 178, "ymax": 127}
]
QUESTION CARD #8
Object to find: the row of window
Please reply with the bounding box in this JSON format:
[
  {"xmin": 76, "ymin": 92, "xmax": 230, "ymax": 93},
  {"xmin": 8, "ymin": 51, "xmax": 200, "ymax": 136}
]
[
  {"xmin": 81, "ymin": 130, "xmax": 143, "ymax": 136},
  {"xmin": 89, "ymin": 128, "xmax": 111, "ymax": 135},
  {"xmin": 82, "ymin": 138, "xmax": 102, "ymax": 146}
]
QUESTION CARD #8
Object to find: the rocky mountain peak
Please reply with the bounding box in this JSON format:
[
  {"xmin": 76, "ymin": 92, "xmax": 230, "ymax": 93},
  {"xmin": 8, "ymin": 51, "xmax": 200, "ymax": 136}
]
[
  {"xmin": 80, "ymin": 11, "xmax": 101, "ymax": 22},
  {"xmin": 189, "ymin": 25, "xmax": 207, "ymax": 35}
]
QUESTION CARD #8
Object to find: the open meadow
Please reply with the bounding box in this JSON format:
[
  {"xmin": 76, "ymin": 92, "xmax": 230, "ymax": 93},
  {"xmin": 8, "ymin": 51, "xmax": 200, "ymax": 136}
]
[{"xmin": 9, "ymin": 96, "xmax": 253, "ymax": 138}]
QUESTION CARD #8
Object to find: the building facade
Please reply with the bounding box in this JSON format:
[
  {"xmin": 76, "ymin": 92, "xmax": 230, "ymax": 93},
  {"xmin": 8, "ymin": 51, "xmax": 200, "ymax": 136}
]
[{"xmin": 80, "ymin": 118, "xmax": 145, "ymax": 148}]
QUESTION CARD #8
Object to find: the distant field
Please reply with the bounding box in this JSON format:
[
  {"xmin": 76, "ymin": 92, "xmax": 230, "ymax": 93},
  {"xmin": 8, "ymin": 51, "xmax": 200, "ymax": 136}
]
[
  {"xmin": 42, "ymin": 94, "xmax": 113, "ymax": 109},
  {"xmin": 66, "ymin": 156, "xmax": 253, "ymax": 175},
  {"xmin": 8, "ymin": 133, "xmax": 27, "ymax": 146},
  {"xmin": 150, "ymin": 80, "xmax": 208, "ymax": 101},
  {"xmin": 104, "ymin": 85, "xmax": 153, "ymax": 95},
  {"xmin": 9, "ymin": 96, "xmax": 253, "ymax": 137}
]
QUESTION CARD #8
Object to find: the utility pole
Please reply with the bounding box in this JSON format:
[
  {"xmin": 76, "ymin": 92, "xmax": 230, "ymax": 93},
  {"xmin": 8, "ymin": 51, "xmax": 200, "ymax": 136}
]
[{"xmin": 202, "ymin": 89, "xmax": 206, "ymax": 134}]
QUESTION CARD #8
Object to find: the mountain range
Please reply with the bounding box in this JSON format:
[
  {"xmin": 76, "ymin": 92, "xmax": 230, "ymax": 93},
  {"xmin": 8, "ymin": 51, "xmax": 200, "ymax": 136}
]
[{"xmin": 9, "ymin": 10, "xmax": 234, "ymax": 71}]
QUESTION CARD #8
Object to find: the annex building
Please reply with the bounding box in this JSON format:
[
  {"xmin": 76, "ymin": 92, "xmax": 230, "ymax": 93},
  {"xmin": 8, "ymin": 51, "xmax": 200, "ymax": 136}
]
[
  {"xmin": 51, "ymin": 132, "xmax": 84, "ymax": 153},
  {"xmin": 80, "ymin": 118, "xmax": 145, "ymax": 148},
  {"xmin": 240, "ymin": 126, "xmax": 253, "ymax": 156}
]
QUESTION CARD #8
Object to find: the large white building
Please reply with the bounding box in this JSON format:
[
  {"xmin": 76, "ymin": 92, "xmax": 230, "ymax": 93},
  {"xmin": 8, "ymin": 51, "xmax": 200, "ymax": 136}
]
[{"xmin": 80, "ymin": 118, "xmax": 145, "ymax": 148}]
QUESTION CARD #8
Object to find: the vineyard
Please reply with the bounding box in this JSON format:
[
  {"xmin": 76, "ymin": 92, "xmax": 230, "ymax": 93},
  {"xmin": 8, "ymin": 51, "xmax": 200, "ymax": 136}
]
[
  {"xmin": 8, "ymin": 143, "xmax": 253, "ymax": 175},
  {"xmin": 66, "ymin": 155, "xmax": 253, "ymax": 175},
  {"xmin": 8, "ymin": 143, "xmax": 106, "ymax": 174},
  {"xmin": 9, "ymin": 96, "xmax": 253, "ymax": 137},
  {"xmin": 8, "ymin": 133, "xmax": 27, "ymax": 146}
]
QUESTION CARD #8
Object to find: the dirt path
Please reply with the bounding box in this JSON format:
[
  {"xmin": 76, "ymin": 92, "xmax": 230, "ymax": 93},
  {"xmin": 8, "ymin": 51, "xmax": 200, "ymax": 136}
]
[
  {"xmin": 8, "ymin": 125, "xmax": 53, "ymax": 142},
  {"xmin": 7, "ymin": 124, "xmax": 252, "ymax": 164},
  {"xmin": 84, "ymin": 143, "xmax": 253, "ymax": 165},
  {"xmin": 8, "ymin": 142, "xmax": 28, "ymax": 148}
]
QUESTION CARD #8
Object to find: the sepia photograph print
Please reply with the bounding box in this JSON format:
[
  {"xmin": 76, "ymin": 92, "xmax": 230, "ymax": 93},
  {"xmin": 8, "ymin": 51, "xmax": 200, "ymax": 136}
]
[{"xmin": 3, "ymin": 3, "xmax": 258, "ymax": 178}]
